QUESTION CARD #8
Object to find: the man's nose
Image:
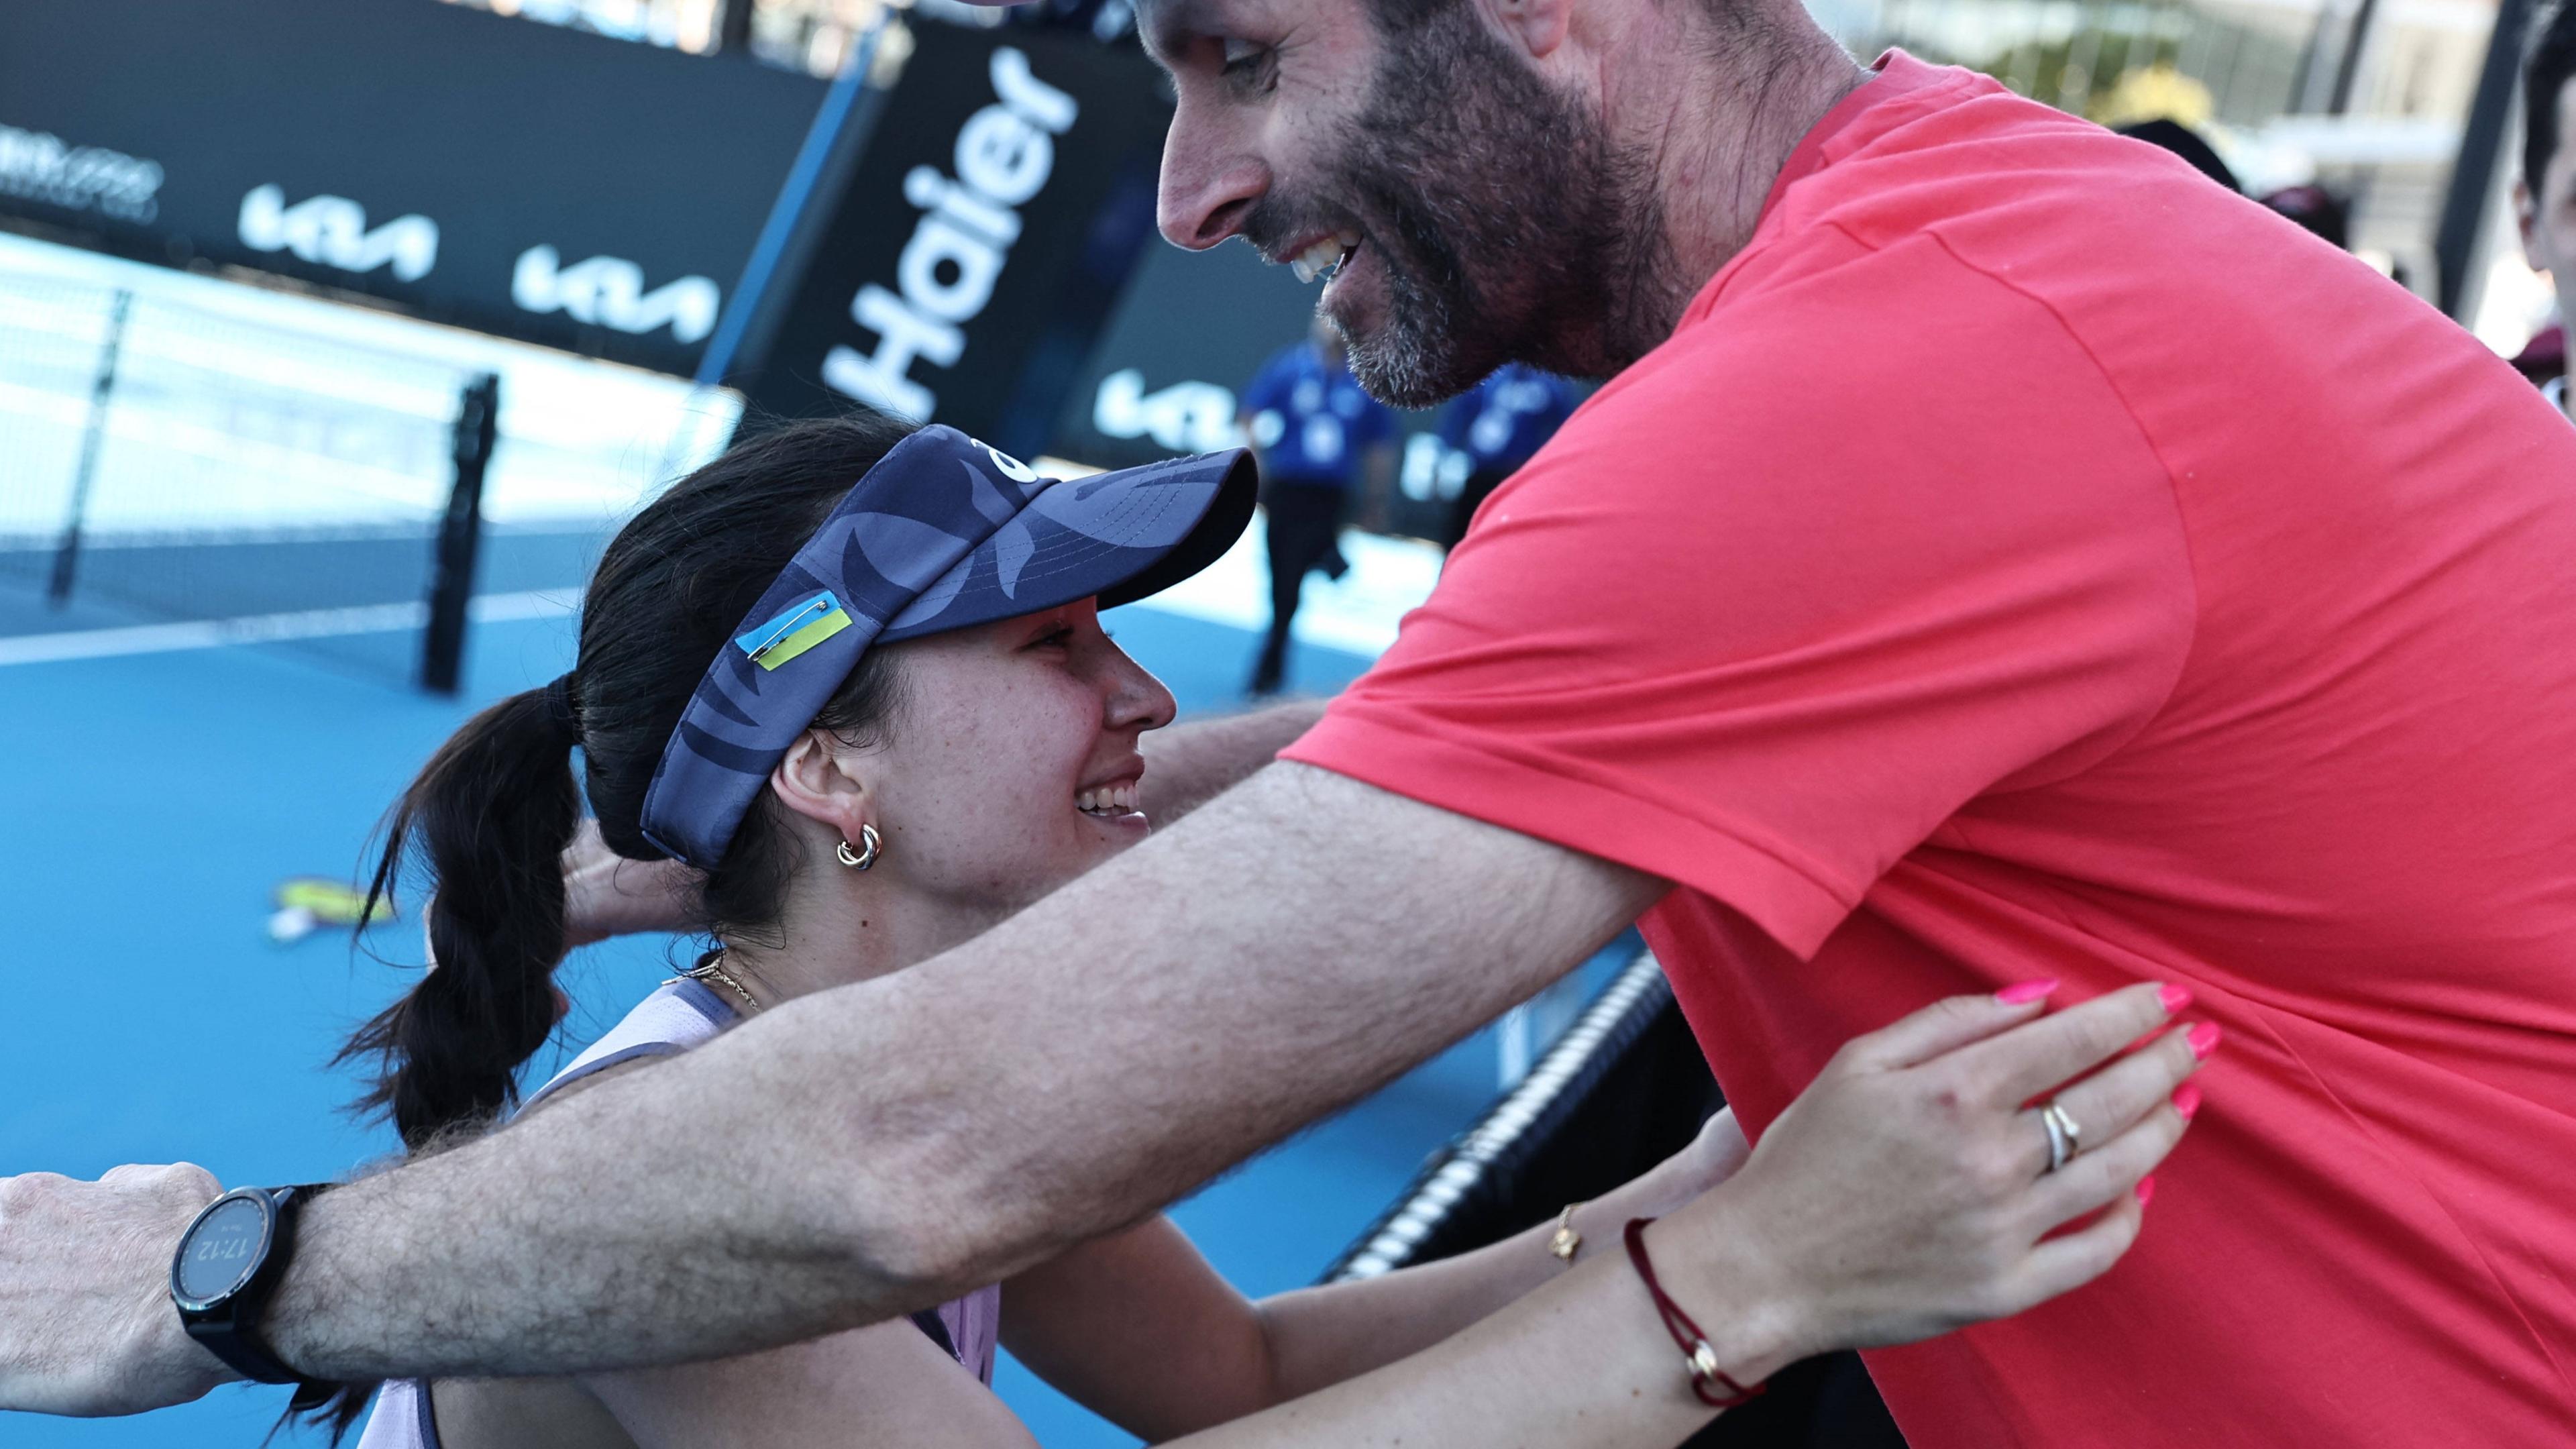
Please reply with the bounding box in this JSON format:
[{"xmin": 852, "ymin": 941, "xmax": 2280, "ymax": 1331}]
[{"xmin": 1157, "ymin": 107, "xmax": 1267, "ymax": 251}]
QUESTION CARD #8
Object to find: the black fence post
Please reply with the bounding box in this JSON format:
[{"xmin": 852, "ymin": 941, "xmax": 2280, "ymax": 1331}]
[
  {"xmin": 421, "ymin": 372, "xmax": 500, "ymax": 696},
  {"xmin": 48, "ymin": 288, "xmax": 133, "ymax": 608}
]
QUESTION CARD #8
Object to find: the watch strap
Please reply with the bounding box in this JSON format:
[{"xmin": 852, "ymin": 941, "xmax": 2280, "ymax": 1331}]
[
  {"xmin": 176, "ymin": 1184, "xmax": 331, "ymax": 1388},
  {"xmin": 184, "ymin": 1305, "xmax": 306, "ymax": 1385}
]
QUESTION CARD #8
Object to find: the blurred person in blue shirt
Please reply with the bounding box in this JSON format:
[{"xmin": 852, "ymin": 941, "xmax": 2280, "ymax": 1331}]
[
  {"xmin": 1432, "ymin": 364, "xmax": 1580, "ymax": 549},
  {"xmin": 1238, "ymin": 317, "xmax": 1397, "ymax": 694}
]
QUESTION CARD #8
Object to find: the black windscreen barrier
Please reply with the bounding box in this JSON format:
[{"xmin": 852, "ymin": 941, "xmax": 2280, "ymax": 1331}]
[
  {"xmin": 0, "ymin": 0, "xmax": 824, "ymax": 376},
  {"xmin": 730, "ymin": 22, "xmax": 1174, "ymax": 460}
]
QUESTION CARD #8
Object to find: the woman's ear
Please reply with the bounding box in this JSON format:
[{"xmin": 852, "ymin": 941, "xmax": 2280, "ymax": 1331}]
[{"xmin": 769, "ymin": 729, "xmax": 872, "ymax": 842}]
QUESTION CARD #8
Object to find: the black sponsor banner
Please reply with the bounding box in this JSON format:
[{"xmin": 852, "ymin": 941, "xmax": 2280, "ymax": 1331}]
[
  {"xmin": 732, "ymin": 23, "xmax": 1170, "ymax": 460},
  {"xmin": 1049, "ymin": 237, "xmax": 1321, "ymax": 468},
  {"xmin": 1052, "ymin": 240, "xmax": 1474, "ymax": 539},
  {"xmin": 0, "ymin": 0, "xmax": 823, "ymax": 375}
]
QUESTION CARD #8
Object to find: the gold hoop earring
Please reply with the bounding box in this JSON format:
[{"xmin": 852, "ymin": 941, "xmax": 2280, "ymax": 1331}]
[{"xmin": 837, "ymin": 823, "xmax": 881, "ymax": 871}]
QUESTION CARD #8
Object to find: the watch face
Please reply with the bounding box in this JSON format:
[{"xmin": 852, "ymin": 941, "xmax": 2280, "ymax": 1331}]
[{"xmin": 174, "ymin": 1195, "xmax": 269, "ymax": 1305}]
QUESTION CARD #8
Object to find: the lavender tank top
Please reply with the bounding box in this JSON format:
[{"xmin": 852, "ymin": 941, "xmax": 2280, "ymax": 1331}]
[{"xmin": 352, "ymin": 977, "xmax": 1003, "ymax": 1449}]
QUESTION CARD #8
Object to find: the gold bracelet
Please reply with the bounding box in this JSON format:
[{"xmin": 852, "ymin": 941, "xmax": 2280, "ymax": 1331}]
[{"xmin": 1548, "ymin": 1200, "xmax": 1585, "ymax": 1264}]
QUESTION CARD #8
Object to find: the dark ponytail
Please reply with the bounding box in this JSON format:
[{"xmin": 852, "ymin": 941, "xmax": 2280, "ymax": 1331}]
[
  {"xmin": 337, "ymin": 688, "xmax": 583, "ymax": 1148},
  {"xmin": 337, "ymin": 410, "xmax": 916, "ymax": 1158}
]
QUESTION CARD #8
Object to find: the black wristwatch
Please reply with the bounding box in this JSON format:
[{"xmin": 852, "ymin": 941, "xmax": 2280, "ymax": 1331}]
[{"xmin": 168, "ymin": 1184, "xmax": 329, "ymax": 1387}]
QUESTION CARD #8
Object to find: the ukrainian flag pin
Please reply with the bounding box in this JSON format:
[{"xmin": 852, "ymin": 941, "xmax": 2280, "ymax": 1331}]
[{"xmin": 738, "ymin": 590, "xmax": 853, "ymax": 670}]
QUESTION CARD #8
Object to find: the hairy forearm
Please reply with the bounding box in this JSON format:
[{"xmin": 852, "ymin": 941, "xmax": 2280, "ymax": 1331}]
[
  {"xmin": 265, "ymin": 765, "xmax": 1656, "ymax": 1381},
  {"xmin": 269, "ymin": 1049, "xmax": 914, "ymax": 1379},
  {"xmin": 552, "ymin": 694, "xmax": 1321, "ymax": 943},
  {"xmin": 1138, "ymin": 699, "xmax": 1326, "ymax": 824}
]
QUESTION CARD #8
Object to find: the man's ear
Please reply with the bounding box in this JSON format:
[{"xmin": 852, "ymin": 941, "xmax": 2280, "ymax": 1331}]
[
  {"xmin": 1479, "ymin": 0, "xmax": 1572, "ymax": 60},
  {"xmin": 769, "ymin": 730, "xmax": 871, "ymax": 841}
]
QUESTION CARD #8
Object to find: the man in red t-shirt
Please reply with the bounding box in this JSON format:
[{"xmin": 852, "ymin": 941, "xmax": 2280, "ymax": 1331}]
[
  {"xmin": 1155, "ymin": 6, "xmax": 2576, "ymax": 1444},
  {"xmin": 9, "ymin": 0, "xmax": 2571, "ymax": 1442},
  {"xmin": 1273, "ymin": 52, "xmax": 2576, "ymax": 1442}
]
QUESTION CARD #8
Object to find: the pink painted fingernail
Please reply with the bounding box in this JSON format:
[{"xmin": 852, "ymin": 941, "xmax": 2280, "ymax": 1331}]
[
  {"xmin": 2157, "ymin": 983, "xmax": 2193, "ymax": 1015},
  {"xmin": 2135, "ymin": 1175, "xmax": 2157, "ymax": 1207},
  {"xmin": 1996, "ymin": 978, "xmax": 2060, "ymax": 1005},
  {"xmin": 2188, "ymin": 1022, "xmax": 2223, "ymax": 1059},
  {"xmin": 2172, "ymin": 1083, "xmax": 2202, "ymax": 1121}
]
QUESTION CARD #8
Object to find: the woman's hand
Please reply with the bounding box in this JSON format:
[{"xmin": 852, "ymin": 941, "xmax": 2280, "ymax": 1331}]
[
  {"xmin": 1664, "ymin": 981, "xmax": 2207, "ymax": 1366},
  {"xmin": 418, "ymin": 820, "xmax": 697, "ymax": 965},
  {"xmin": 561, "ymin": 819, "xmax": 699, "ymax": 949},
  {"xmin": 1598, "ymin": 1108, "xmax": 1753, "ymax": 1228}
]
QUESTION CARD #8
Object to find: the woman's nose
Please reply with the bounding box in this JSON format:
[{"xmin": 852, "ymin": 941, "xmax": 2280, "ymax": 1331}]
[{"xmin": 1106, "ymin": 657, "xmax": 1179, "ymax": 734}]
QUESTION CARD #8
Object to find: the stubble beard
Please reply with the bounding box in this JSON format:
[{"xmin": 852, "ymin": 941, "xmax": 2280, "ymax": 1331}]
[{"xmin": 1319, "ymin": 3, "xmax": 1687, "ymax": 407}]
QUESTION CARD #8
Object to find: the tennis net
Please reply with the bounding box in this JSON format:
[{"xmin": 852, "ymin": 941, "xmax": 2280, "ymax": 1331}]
[{"xmin": 0, "ymin": 268, "xmax": 600, "ymax": 685}]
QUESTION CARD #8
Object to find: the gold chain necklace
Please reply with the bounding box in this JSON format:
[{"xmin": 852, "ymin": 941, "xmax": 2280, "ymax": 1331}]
[{"xmin": 678, "ymin": 947, "xmax": 762, "ymax": 1014}]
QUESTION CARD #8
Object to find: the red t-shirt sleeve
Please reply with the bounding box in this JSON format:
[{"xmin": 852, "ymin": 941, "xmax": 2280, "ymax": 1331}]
[{"xmin": 1283, "ymin": 243, "xmax": 2199, "ymax": 957}]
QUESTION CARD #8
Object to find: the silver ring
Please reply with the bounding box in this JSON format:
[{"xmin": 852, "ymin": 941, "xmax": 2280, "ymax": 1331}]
[{"xmin": 2040, "ymin": 1100, "xmax": 2083, "ymax": 1173}]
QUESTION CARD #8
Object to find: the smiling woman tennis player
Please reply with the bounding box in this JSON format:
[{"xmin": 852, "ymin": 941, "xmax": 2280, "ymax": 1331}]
[{"xmin": 334, "ymin": 411, "xmax": 2202, "ymax": 1449}]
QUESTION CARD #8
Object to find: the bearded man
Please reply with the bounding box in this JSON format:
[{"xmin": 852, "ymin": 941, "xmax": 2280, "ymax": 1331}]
[{"xmin": 4, "ymin": 0, "xmax": 2574, "ymax": 1443}]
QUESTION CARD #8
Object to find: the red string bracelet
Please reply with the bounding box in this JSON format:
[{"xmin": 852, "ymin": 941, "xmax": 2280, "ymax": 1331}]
[{"xmin": 1623, "ymin": 1217, "xmax": 1768, "ymax": 1409}]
